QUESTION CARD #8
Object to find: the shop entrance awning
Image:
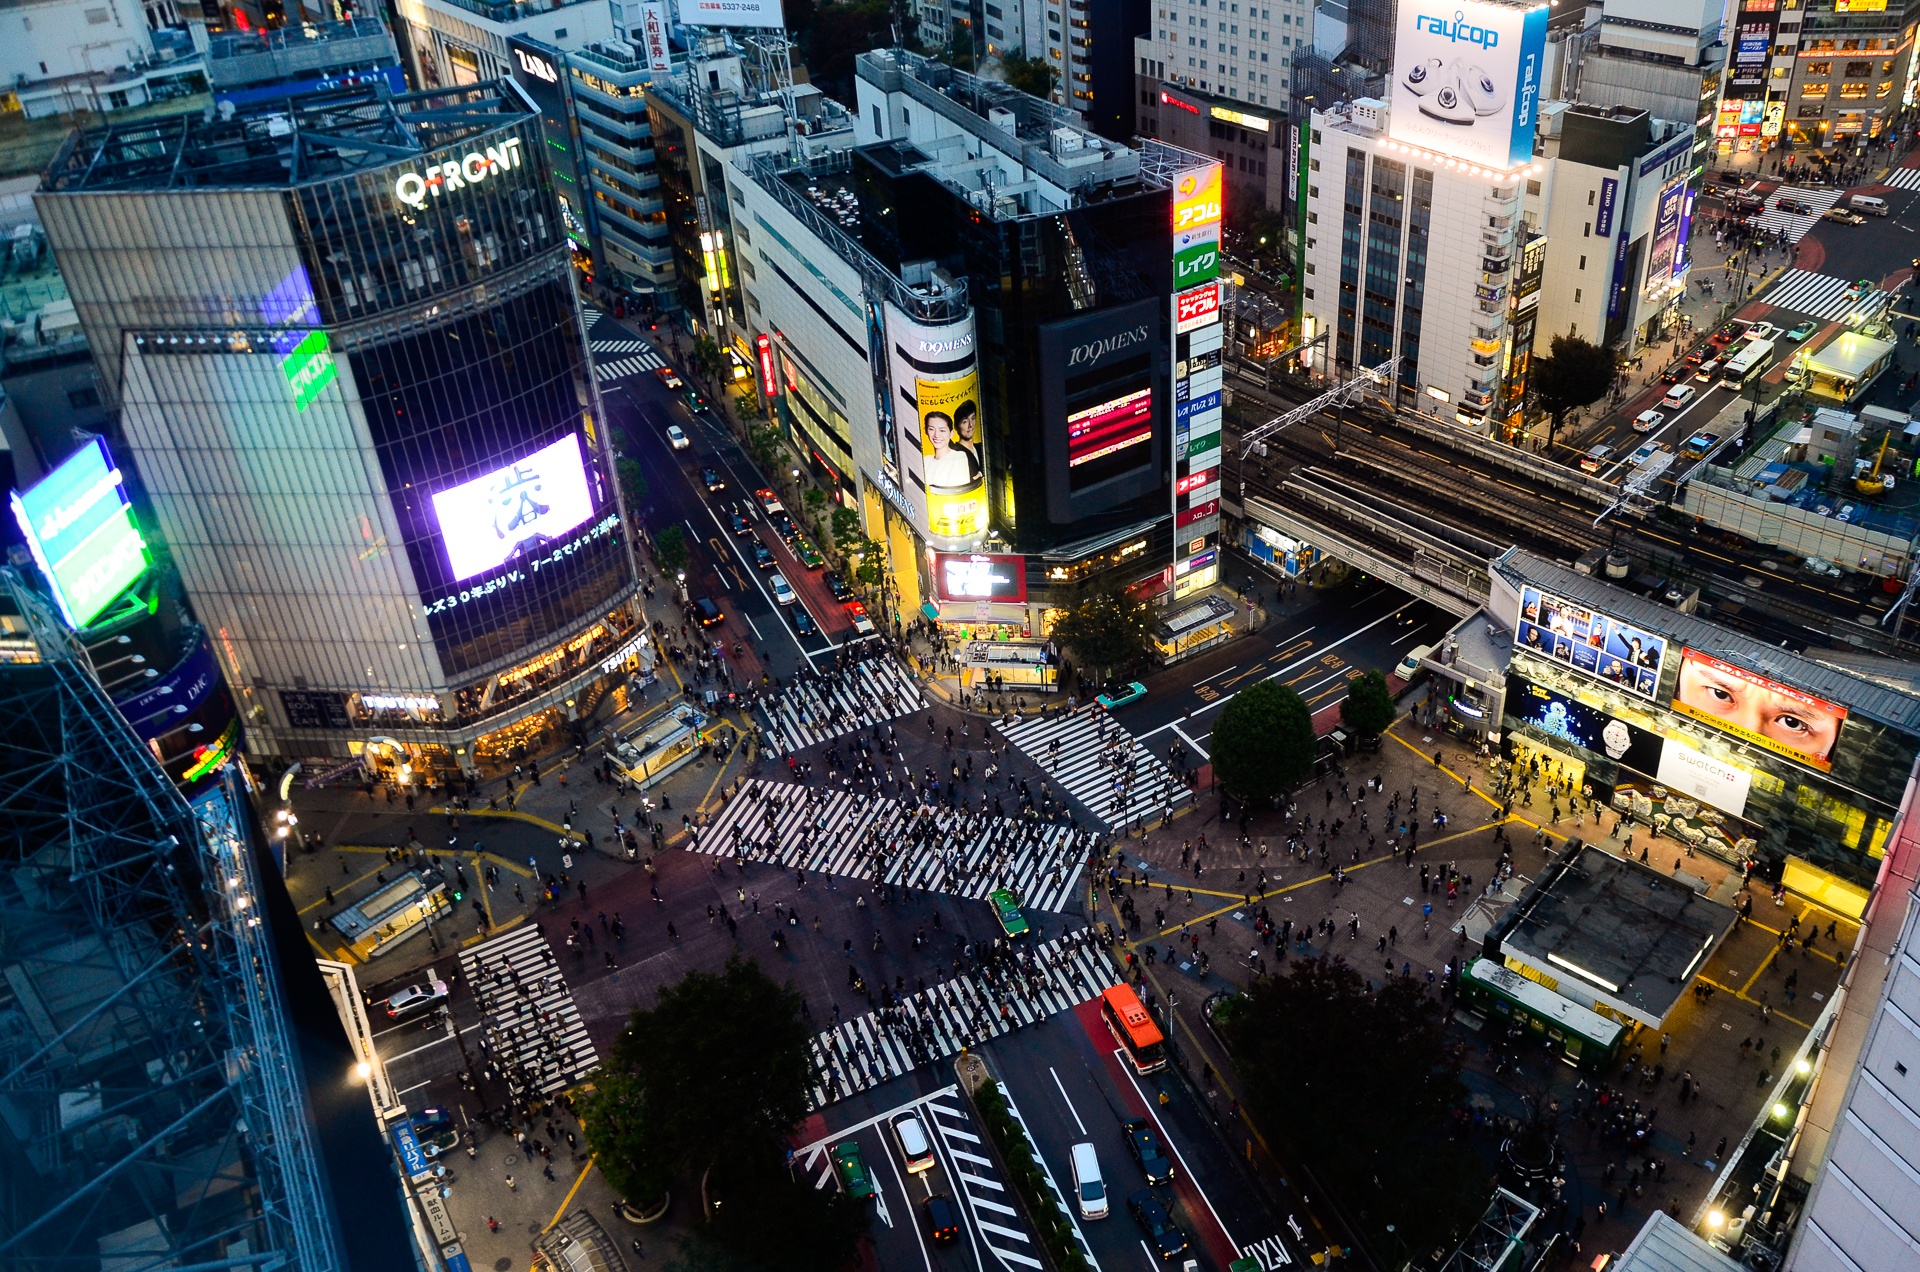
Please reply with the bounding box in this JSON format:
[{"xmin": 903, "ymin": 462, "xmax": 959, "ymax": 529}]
[{"xmin": 920, "ymin": 602, "xmax": 940, "ymax": 621}]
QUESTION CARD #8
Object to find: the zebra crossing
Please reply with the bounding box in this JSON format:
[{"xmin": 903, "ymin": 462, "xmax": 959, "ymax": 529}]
[
  {"xmin": 458, "ymin": 925, "xmax": 600, "ymax": 1098},
  {"xmin": 757, "ymin": 653, "xmax": 923, "ymax": 753},
  {"xmin": 1741, "ymin": 185, "xmax": 1844, "ymax": 242},
  {"xmin": 1000, "ymin": 707, "xmax": 1188, "ymax": 830},
  {"xmin": 925, "ymin": 1094, "xmax": 1048, "ymax": 1269},
  {"xmin": 807, "ymin": 933, "xmax": 1112, "ymax": 1106},
  {"xmin": 1883, "ymin": 168, "xmax": 1920, "ymax": 192},
  {"xmin": 590, "ymin": 338, "xmax": 654, "ymax": 354},
  {"xmin": 1762, "ymin": 268, "xmax": 1890, "ymax": 321},
  {"xmin": 692, "ymin": 777, "xmax": 1092, "ymax": 912},
  {"xmin": 594, "ymin": 349, "xmax": 668, "ymax": 382}
]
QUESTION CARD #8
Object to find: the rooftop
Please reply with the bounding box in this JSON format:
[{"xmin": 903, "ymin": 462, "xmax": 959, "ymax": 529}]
[
  {"xmin": 1496, "ymin": 843, "xmax": 1739, "ymax": 1027},
  {"xmin": 206, "ymin": 16, "xmax": 397, "ymax": 89},
  {"xmin": 42, "ymin": 80, "xmax": 530, "ymax": 192},
  {"xmin": 1494, "ymin": 549, "xmax": 1920, "ymax": 733}
]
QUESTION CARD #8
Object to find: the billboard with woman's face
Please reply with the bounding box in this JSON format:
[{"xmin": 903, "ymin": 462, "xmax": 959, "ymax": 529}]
[
  {"xmin": 1671, "ymin": 647, "xmax": 1847, "ymax": 771},
  {"xmin": 918, "ymin": 371, "xmax": 985, "ymax": 540}
]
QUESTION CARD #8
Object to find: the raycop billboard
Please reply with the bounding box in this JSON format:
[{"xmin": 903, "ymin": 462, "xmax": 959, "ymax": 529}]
[
  {"xmin": 1514, "ymin": 584, "xmax": 1668, "ymax": 701},
  {"xmin": 1390, "ymin": 0, "xmax": 1550, "ymax": 170}
]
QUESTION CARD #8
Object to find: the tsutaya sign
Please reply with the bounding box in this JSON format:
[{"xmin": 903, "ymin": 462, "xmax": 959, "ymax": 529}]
[{"xmin": 394, "ymin": 137, "xmax": 525, "ymax": 209}]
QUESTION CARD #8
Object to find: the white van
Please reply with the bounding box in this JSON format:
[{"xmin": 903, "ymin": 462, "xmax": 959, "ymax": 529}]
[
  {"xmin": 1849, "ymin": 194, "xmax": 1889, "ymax": 216},
  {"xmin": 1395, "ymin": 643, "xmax": 1435, "ymax": 683},
  {"xmin": 1070, "ymin": 1142, "xmax": 1107, "ymax": 1219}
]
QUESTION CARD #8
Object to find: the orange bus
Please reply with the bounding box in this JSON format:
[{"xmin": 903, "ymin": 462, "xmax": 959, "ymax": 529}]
[{"xmin": 1100, "ymin": 985, "xmax": 1167, "ymax": 1074}]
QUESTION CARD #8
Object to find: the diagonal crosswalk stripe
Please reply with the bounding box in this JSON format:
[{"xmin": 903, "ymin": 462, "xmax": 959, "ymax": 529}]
[
  {"xmin": 1761, "ymin": 268, "xmax": 1889, "ymax": 321},
  {"xmin": 1740, "ymin": 185, "xmax": 1843, "ymax": 243},
  {"xmin": 458, "ymin": 925, "xmax": 601, "ymax": 1098},
  {"xmin": 1883, "ymin": 168, "xmax": 1920, "ymax": 192},
  {"xmin": 590, "ymin": 338, "xmax": 653, "ymax": 353},
  {"xmin": 999, "ymin": 706, "xmax": 1189, "ymax": 830},
  {"xmin": 755, "ymin": 653, "xmax": 924, "ymax": 752},
  {"xmin": 805, "ymin": 932, "xmax": 1112, "ymax": 1107},
  {"xmin": 593, "ymin": 350, "xmax": 667, "ymax": 382},
  {"xmin": 691, "ymin": 777, "xmax": 1095, "ymax": 912}
]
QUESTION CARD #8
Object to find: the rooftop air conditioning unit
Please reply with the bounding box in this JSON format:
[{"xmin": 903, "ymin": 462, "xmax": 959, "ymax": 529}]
[{"xmin": 988, "ymin": 105, "xmax": 1017, "ymax": 133}]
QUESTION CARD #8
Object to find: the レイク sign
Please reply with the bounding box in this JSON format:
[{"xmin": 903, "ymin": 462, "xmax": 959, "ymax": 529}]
[{"xmin": 394, "ymin": 137, "xmax": 524, "ymax": 209}]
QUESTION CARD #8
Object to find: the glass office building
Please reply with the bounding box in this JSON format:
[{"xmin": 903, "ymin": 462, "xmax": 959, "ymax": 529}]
[{"xmin": 37, "ymin": 81, "xmax": 644, "ymax": 773}]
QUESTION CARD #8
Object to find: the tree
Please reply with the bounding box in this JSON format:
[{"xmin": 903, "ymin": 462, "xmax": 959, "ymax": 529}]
[
  {"xmin": 1000, "ymin": 51, "xmax": 1057, "ymax": 99},
  {"xmin": 939, "ymin": 21, "xmax": 975, "ymax": 70},
  {"xmin": 1531, "ymin": 332, "xmax": 1616, "ymax": 451},
  {"xmin": 830, "ymin": 504, "xmax": 861, "ymax": 548},
  {"xmin": 580, "ymin": 1068, "xmax": 671, "ymax": 1206},
  {"xmin": 1222, "ymin": 957, "xmax": 1489, "ymax": 1259},
  {"xmin": 1339, "ymin": 668, "xmax": 1397, "ymax": 739},
  {"xmin": 1210, "ymin": 679, "xmax": 1314, "ymax": 801},
  {"xmin": 803, "ymin": 486, "xmax": 829, "ymax": 526},
  {"xmin": 800, "ymin": 0, "xmax": 892, "ymax": 97},
  {"xmin": 616, "ymin": 455, "xmax": 648, "ymax": 512},
  {"xmin": 655, "ymin": 524, "xmax": 688, "ymax": 576},
  {"xmin": 851, "ymin": 538, "xmax": 886, "ymax": 588},
  {"xmin": 1050, "ymin": 582, "xmax": 1154, "ymax": 685},
  {"xmin": 691, "ymin": 334, "xmax": 727, "ymax": 383}
]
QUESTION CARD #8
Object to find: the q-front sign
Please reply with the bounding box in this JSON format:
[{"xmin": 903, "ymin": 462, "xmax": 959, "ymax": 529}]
[{"xmin": 394, "ymin": 137, "xmax": 525, "ymax": 210}]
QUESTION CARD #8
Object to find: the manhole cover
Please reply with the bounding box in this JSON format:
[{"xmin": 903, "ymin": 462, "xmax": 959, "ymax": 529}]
[{"xmin": 496, "ymin": 1260, "xmax": 514, "ymax": 1271}]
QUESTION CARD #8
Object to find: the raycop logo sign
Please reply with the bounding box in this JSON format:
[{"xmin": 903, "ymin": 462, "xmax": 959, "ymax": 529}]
[
  {"xmin": 1416, "ymin": 9, "xmax": 1499, "ymax": 48},
  {"xmin": 1068, "ymin": 324, "xmax": 1151, "ymax": 368},
  {"xmin": 514, "ymin": 47, "xmax": 558, "ymax": 83},
  {"xmin": 394, "ymin": 137, "xmax": 524, "ymax": 210}
]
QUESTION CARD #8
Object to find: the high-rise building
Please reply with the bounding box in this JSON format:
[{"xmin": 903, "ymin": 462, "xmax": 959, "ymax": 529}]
[
  {"xmin": 205, "ymin": 15, "xmax": 406, "ymax": 112},
  {"xmin": 0, "ymin": 0, "xmax": 205, "ymax": 121},
  {"xmin": 37, "ymin": 81, "xmax": 646, "ymax": 773},
  {"xmin": 391, "ymin": 0, "xmax": 616, "ymax": 89},
  {"xmin": 1739, "ymin": 0, "xmax": 1920, "ymax": 154},
  {"xmin": 933, "ymin": 0, "xmax": 1152, "ymax": 140},
  {"xmin": 0, "ymin": 567, "xmax": 415, "ymax": 1271},
  {"xmin": 1132, "ymin": 0, "xmax": 1310, "ymax": 109}
]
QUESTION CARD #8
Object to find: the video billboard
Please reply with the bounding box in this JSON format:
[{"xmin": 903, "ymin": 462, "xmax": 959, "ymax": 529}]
[
  {"xmin": 1505, "ymin": 676, "xmax": 1667, "ymax": 775},
  {"xmin": 1390, "ymin": 0, "xmax": 1550, "ymax": 169},
  {"xmin": 1068, "ymin": 388, "xmax": 1154, "ymax": 478},
  {"xmin": 916, "ymin": 372, "xmax": 986, "ymax": 540},
  {"xmin": 431, "ymin": 433, "xmax": 596, "ymax": 582},
  {"xmin": 1642, "ymin": 180, "xmax": 1687, "ymax": 299},
  {"xmin": 934, "ymin": 552, "xmax": 1027, "ymax": 603},
  {"xmin": 11, "ymin": 437, "xmax": 151, "ymax": 629},
  {"xmin": 1515, "ymin": 584, "xmax": 1667, "ymax": 700},
  {"xmin": 1672, "ymin": 647, "xmax": 1847, "ymax": 771}
]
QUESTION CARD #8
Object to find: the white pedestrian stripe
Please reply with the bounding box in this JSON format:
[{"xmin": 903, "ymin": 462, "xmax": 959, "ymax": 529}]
[
  {"xmin": 923, "ymin": 1097, "xmax": 1041, "ymax": 1269},
  {"xmin": 1741, "ymin": 185, "xmax": 1844, "ymax": 242},
  {"xmin": 1884, "ymin": 168, "xmax": 1920, "ymax": 192},
  {"xmin": 807, "ymin": 933, "xmax": 1113, "ymax": 1107},
  {"xmin": 1000, "ymin": 707, "xmax": 1190, "ymax": 830},
  {"xmin": 594, "ymin": 350, "xmax": 668, "ymax": 381},
  {"xmin": 459, "ymin": 925, "xmax": 600, "ymax": 1098},
  {"xmin": 1762, "ymin": 268, "xmax": 1890, "ymax": 321},
  {"xmin": 590, "ymin": 338, "xmax": 653, "ymax": 353},
  {"xmin": 692, "ymin": 777, "xmax": 1094, "ymax": 912},
  {"xmin": 756, "ymin": 653, "xmax": 923, "ymax": 752}
]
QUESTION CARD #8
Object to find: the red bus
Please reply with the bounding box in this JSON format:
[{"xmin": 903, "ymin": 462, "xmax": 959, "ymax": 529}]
[{"xmin": 1100, "ymin": 985, "xmax": 1167, "ymax": 1074}]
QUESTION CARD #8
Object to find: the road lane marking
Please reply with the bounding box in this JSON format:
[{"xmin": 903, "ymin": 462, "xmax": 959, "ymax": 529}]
[
  {"xmin": 1117, "ymin": 1051, "xmax": 1240, "ymax": 1258},
  {"xmin": 1050, "ymin": 1067, "xmax": 1088, "ymax": 1134},
  {"xmin": 1193, "ymin": 664, "xmax": 1238, "ymax": 687}
]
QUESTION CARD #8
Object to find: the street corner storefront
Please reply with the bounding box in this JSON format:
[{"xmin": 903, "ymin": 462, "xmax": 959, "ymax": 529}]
[
  {"xmin": 1154, "ymin": 593, "xmax": 1239, "ymax": 665},
  {"xmin": 1492, "ymin": 551, "xmax": 1920, "ymax": 895},
  {"xmin": 925, "ymin": 550, "xmax": 1034, "ymax": 640},
  {"xmin": 958, "ymin": 639, "xmax": 1058, "ymax": 694},
  {"xmin": 1241, "ymin": 523, "xmax": 1322, "ymax": 578}
]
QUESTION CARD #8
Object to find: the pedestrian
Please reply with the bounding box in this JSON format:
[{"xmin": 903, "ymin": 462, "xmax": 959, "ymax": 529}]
[
  {"xmin": 543, "ymin": 1163, "xmax": 556, "ymax": 1182},
  {"xmin": 505, "ymin": 1174, "xmax": 517, "ymax": 1191},
  {"xmin": 486, "ymin": 1216, "xmax": 500, "ymax": 1234}
]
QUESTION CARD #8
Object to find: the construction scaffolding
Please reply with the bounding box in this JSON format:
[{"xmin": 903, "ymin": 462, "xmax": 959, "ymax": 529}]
[{"xmin": 0, "ymin": 567, "xmax": 345, "ymax": 1272}]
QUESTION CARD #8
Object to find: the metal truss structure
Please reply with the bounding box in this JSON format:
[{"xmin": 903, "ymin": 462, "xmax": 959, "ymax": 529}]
[
  {"xmin": 1239, "ymin": 358, "xmax": 1400, "ymax": 459},
  {"xmin": 0, "ymin": 568, "xmax": 343, "ymax": 1272},
  {"xmin": 1439, "ymin": 1187, "xmax": 1542, "ymax": 1272}
]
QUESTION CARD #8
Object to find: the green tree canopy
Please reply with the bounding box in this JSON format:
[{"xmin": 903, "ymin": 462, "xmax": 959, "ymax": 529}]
[
  {"xmin": 1222, "ymin": 957, "xmax": 1489, "ymax": 1258},
  {"xmin": 654, "ymin": 524, "xmax": 689, "ymax": 576},
  {"xmin": 616, "ymin": 455, "xmax": 648, "ymax": 512},
  {"xmin": 1050, "ymin": 582, "xmax": 1155, "ymax": 684},
  {"xmin": 1210, "ymin": 679, "xmax": 1314, "ymax": 800},
  {"xmin": 830, "ymin": 504, "xmax": 861, "ymax": 547},
  {"xmin": 940, "ymin": 21, "xmax": 975, "ymax": 69},
  {"xmin": 1000, "ymin": 51, "xmax": 1057, "ymax": 99},
  {"xmin": 1532, "ymin": 332, "xmax": 1616, "ymax": 450},
  {"xmin": 1339, "ymin": 668, "xmax": 1397, "ymax": 739}
]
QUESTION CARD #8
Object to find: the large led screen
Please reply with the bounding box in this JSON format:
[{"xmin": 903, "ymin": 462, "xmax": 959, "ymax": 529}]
[
  {"xmin": 1389, "ymin": 0, "xmax": 1550, "ymax": 169},
  {"xmin": 1505, "ymin": 676, "xmax": 1667, "ymax": 775},
  {"xmin": 1515, "ymin": 584, "xmax": 1667, "ymax": 700},
  {"xmin": 431, "ymin": 434, "xmax": 595, "ymax": 582},
  {"xmin": 1671, "ymin": 647, "xmax": 1847, "ymax": 772},
  {"xmin": 1068, "ymin": 388, "xmax": 1154, "ymax": 472},
  {"xmin": 934, "ymin": 552, "xmax": 1027, "ymax": 603},
  {"xmin": 10, "ymin": 436, "xmax": 151, "ymax": 629}
]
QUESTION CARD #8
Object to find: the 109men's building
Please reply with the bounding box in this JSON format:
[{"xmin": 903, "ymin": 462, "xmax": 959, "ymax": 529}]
[{"xmin": 37, "ymin": 81, "xmax": 645, "ymax": 772}]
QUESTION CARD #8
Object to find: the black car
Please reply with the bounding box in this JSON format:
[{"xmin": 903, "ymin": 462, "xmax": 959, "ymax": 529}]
[
  {"xmin": 824, "ymin": 572, "xmax": 852, "ymax": 601},
  {"xmin": 702, "ymin": 466, "xmax": 726, "ymax": 493},
  {"xmin": 692, "ymin": 597, "xmax": 724, "ymax": 627},
  {"xmin": 793, "ymin": 607, "xmax": 816, "ymax": 636},
  {"xmin": 921, "ymin": 1194, "xmax": 960, "ymax": 1244},
  {"xmin": 1124, "ymin": 1118, "xmax": 1174, "ymax": 1185},
  {"xmin": 1126, "ymin": 1190, "xmax": 1190, "ymax": 1261},
  {"xmin": 770, "ymin": 512, "xmax": 796, "ymax": 541},
  {"xmin": 729, "ymin": 511, "xmax": 752, "ymax": 536},
  {"xmin": 752, "ymin": 541, "xmax": 776, "ymax": 570}
]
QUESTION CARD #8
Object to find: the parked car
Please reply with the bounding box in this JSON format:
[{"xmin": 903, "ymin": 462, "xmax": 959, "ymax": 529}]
[
  {"xmin": 1632, "ymin": 409, "xmax": 1665, "ymax": 433},
  {"xmin": 1124, "ymin": 1118, "xmax": 1175, "ymax": 1185},
  {"xmin": 692, "ymin": 597, "xmax": 724, "ymax": 627}
]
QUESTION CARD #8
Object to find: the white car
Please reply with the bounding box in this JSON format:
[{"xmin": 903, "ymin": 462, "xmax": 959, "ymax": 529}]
[
  {"xmin": 1632, "ymin": 409, "xmax": 1665, "ymax": 433},
  {"xmin": 1628, "ymin": 441, "xmax": 1668, "ymax": 466},
  {"xmin": 769, "ymin": 572, "xmax": 796, "ymax": 605},
  {"xmin": 1745, "ymin": 321, "xmax": 1779, "ymax": 341},
  {"xmin": 383, "ymin": 976, "xmax": 449, "ymax": 1018},
  {"xmin": 1661, "ymin": 384, "xmax": 1696, "ymax": 409},
  {"xmin": 892, "ymin": 1114, "xmax": 936, "ymax": 1173},
  {"xmin": 666, "ymin": 423, "xmax": 690, "ymax": 449}
]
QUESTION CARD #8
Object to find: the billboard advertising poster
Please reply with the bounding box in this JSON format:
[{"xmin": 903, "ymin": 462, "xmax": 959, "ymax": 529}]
[
  {"xmin": 1505, "ymin": 677, "xmax": 1668, "ymax": 777},
  {"xmin": 431, "ymin": 434, "xmax": 596, "ymax": 582},
  {"xmin": 1656, "ymin": 739, "xmax": 1753, "ymax": 819},
  {"xmin": 637, "ymin": 1, "xmax": 674, "ymax": 71},
  {"xmin": 1173, "ymin": 164, "xmax": 1224, "ymax": 234},
  {"xmin": 1515, "ymin": 584, "xmax": 1667, "ymax": 699},
  {"xmin": 1174, "ymin": 225, "xmax": 1222, "ymax": 289},
  {"xmin": 10, "ymin": 436, "xmax": 152, "ymax": 629},
  {"xmin": 1389, "ymin": 0, "xmax": 1550, "ymax": 170},
  {"xmin": 674, "ymin": 0, "xmax": 782, "ymax": 25},
  {"xmin": 934, "ymin": 553, "xmax": 1027, "ymax": 603},
  {"xmin": 1642, "ymin": 180, "xmax": 1687, "ymax": 300},
  {"xmin": 1671, "ymin": 647, "xmax": 1847, "ymax": 771},
  {"xmin": 1069, "ymin": 388, "xmax": 1154, "ymax": 473},
  {"xmin": 917, "ymin": 372, "xmax": 987, "ymax": 540}
]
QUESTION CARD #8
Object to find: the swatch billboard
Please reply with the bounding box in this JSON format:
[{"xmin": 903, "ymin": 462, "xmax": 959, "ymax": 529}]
[
  {"xmin": 1390, "ymin": 0, "xmax": 1550, "ymax": 169},
  {"xmin": 1515, "ymin": 584, "xmax": 1668, "ymax": 701}
]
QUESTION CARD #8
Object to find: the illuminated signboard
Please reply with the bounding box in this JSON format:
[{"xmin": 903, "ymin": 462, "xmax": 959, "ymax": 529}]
[
  {"xmin": 756, "ymin": 333, "xmax": 778, "ymax": 396},
  {"xmin": 1172, "ymin": 163, "xmax": 1223, "ymax": 232},
  {"xmin": 638, "ymin": 2, "xmax": 674, "ymax": 72},
  {"xmin": 1210, "ymin": 105, "xmax": 1271, "ymax": 131},
  {"xmin": 1067, "ymin": 388, "xmax": 1153, "ymax": 468},
  {"xmin": 259, "ymin": 267, "xmax": 336, "ymax": 412},
  {"xmin": 1389, "ymin": 0, "xmax": 1551, "ymax": 169},
  {"xmin": 431, "ymin": 434, "xmax": 596, "ymax": 582},
  {"xmin": 1514, "ymin": 583, "xmax": 1668, "ymax": 701},
  {"xmin": 1160, "ymin": 90, "xmax": 1201, "ymax": 115},
  {"xmin": 1175, "ymin": 283, "xmax": 1221, "ymax": 333},
  {"xmin": 674, "ymin": 0, "xmax": 785, "ymax": 28},
  {"xmin": 1174, "ymin": 225, "xmax": 1221, "ymax": 289},
  {"xmin": 1671, "ymin": 647, "xmax": 1847, "ymax": 771},
  {"xmin": 934, "ymin": 552, "xmax": 1027, "ymax": 602},
  {"xmin": 393, "ymin": 137, "xmax": 523, "ymax": 209},
  {"xmin": 1175, "ymin": 467, "xmax": 1217, "ymax": 496},
  {"xmin": 1835, "ymin": 0, "xmax": 1886, "ymax": 11},
  {"xmin": 11, "ymin": 437, "xmax": 151, "ymax": 629}
]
